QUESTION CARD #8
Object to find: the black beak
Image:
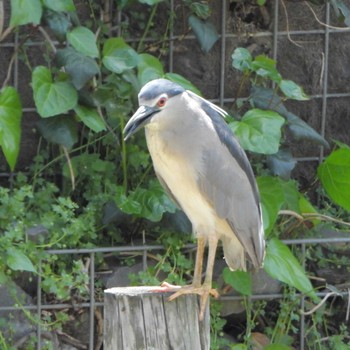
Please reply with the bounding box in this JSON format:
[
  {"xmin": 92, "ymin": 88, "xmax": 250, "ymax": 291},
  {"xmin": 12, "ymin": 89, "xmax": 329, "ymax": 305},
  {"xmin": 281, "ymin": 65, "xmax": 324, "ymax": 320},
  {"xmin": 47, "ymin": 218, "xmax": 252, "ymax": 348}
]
[{"xmin": 123, "ymin": 105, "xmax": 159, "ymax": 140}]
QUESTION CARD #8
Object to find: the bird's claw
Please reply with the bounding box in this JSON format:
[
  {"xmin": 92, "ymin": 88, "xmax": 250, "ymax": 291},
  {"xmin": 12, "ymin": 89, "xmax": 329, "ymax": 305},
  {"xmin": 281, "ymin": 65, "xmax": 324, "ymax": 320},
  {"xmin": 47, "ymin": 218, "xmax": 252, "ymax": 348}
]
[{"xmin": 156, "ymin": 282, "xmax": 219, "ymax": 321}]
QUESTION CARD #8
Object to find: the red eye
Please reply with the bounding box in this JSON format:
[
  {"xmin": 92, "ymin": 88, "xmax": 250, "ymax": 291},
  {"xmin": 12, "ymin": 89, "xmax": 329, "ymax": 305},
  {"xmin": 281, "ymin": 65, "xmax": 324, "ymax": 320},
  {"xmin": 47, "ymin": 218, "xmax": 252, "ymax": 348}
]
[{"xmin": 157, "ymin": 97, "xmax": 167, "ymax": 108}]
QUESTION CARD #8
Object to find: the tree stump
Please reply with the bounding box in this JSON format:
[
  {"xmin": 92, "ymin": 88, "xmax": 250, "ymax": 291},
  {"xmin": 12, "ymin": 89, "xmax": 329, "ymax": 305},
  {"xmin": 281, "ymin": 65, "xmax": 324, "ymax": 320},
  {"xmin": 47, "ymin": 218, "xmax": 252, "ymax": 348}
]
[{"xmin": 104, "ymin": 286, "xmax": 210, "ymax": 350}]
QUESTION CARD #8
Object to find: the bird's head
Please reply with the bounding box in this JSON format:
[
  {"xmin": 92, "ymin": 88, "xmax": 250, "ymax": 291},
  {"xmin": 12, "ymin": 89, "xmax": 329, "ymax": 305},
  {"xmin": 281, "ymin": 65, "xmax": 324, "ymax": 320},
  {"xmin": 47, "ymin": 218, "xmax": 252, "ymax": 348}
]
[{"xmin": 123, "ymin": 79, "xmax": 185, "ymax": 140}]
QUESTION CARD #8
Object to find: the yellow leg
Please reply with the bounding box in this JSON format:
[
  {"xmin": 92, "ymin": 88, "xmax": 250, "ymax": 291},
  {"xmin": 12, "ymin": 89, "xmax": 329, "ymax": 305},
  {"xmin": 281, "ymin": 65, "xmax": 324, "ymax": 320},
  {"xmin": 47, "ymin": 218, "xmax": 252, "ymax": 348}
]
[
  {"xmin": 198, "ymin": 235, "xmax": 219, "ymax": 319},
  {"xmin": 193, "ymin": 235, "xmax": 206, "ymax": 287},
  {"xmin": 164, "ymin": 235, "xmax": 220, "ymax": 321}
]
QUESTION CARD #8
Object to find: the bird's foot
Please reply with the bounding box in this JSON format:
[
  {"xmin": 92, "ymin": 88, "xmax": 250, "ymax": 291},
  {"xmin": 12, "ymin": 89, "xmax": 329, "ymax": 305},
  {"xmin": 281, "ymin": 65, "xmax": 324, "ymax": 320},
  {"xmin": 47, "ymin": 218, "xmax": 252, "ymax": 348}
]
[{"xmin": 158, "ymin": 281, "xmax": 219, "ymax": 321}]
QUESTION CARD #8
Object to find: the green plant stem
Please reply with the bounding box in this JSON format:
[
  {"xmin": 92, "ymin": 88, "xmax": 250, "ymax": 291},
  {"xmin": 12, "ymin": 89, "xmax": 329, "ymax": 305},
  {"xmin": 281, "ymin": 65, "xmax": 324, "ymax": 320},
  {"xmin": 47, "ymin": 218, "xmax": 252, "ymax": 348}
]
[
  {"xmin": 137, "ymin": 4, "xmax": 159, "ymax": 52},
  {"xmin": 243, "ymin": 296, "xmax": 253, "ymax": 346},
  {"xmin": 119, "ymin": 116, "xmax": 128, "ymax": 193},
  {"xmin": 0, "ymin": 331, "xmax": 9, "ymax": 350},
  {"xmin": 31, "ymin": 130, "xmax": 117, "ymax": 183}
]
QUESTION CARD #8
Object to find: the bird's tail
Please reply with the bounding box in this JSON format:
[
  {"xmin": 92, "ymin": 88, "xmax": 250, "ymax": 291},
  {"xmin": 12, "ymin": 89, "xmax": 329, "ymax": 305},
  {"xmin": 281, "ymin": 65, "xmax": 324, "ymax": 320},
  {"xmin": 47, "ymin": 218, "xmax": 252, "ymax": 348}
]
[{"xmin": 222, "ymin": 236, "xmax": 247, "ymax": 271}]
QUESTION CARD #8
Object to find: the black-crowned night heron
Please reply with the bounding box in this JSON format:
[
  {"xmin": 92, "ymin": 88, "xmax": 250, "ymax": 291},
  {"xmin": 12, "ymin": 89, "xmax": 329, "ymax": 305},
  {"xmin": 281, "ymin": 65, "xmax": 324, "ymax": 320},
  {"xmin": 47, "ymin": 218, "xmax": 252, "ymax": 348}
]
[{"xmin": 124, "ymin": 78, "xmax": 265, "ymax": 320}]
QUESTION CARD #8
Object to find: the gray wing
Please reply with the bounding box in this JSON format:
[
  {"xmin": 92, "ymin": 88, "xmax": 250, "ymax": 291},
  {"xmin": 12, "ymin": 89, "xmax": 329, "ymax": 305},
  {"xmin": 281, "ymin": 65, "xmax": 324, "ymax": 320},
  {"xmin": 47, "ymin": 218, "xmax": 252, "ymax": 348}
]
[{"xmin": 192, "ymin": 94, "xmax": 265, "ymax": 267}]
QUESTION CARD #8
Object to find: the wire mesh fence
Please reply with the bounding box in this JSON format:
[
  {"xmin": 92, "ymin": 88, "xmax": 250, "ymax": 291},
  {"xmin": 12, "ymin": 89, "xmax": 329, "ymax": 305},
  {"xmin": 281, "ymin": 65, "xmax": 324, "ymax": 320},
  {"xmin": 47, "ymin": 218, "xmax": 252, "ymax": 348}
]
[
  {"xmin": 1, "ymin": 0, "xmax": 350, "ymax": 349},
  {"xmin": 2, "ymin": 237, "xmax": 350, "ymax": 349}
]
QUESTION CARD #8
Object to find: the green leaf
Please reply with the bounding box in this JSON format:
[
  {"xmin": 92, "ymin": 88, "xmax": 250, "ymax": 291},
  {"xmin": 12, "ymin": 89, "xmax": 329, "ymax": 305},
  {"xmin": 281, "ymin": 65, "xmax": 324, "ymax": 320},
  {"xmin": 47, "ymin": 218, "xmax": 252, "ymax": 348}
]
[
  {"xmin": 164, "ymin": 73, "xmax": 202, "ymax": 95},
  {"xmin": 279, "ymin": 79, "xmax": 309, "ymax": 101},
  {"xmin": 118, "ymin": 182, "xmax": 176, "ymax": 221},
  {"xmin": 56, "ymin": 48, "xmax": 100, "ymax": 89},
  {"xmin": 267, "ymin": 149, "xmax": 296, "ymax": 180},
  {"xmin": 0, "ymin": 87, "xmax": 22, "ymax": 171},
  {"xmin": 133, "ymin": 182, "xmax": 176, "ymax": 222},
  {"xmin": 251, "ymin": 86, "xmax": 329, "ymax": 148},
  {"xmin": 222, "ymin": 268, "xmax": 252, "ymax": 295},
  {"xmin": 6, "ymin": 247, "xmax": 36, "ymax": 273},
  {"xmin": 74, "ymin": 105, "xmax": 106, "ymax": 132},
  {"xmin": 317, "ymin": 148, "xmax": 350, "ymax": 211},
  {"xmin": 257, "ymin": 176, "xmax": 285, "ymax": 235},
  {"xmin": 137, "ymin": 54, "xmax": 164, "ymax": 86},
  {"xmin": 10, "ymin": 0, "xmax": 42, "ymax": 26},
  {"xmin": 37, "ymin": 115, "xmax": 78, "ymax": 149},
  {"xmin": 251, "ymin": 55, "xmax": 282, "ymax": 83},
  {"xmin": 32, "ymin": 66, "xmax": 78, "ymax": 117},
  {"xmin": 264, "ymin": 344, "xmax": 292, "ymax": 350},
  {"xmin": 229, "ymin": 109, "xmax": 285, "ymax": 154},
  {"xmin": 231, "ymin": 344, "xmax": 248, "ymax": 350},
  {"xmin": 43, "ymin": 9, "xmax": 72, "ymax": 42},
  {"xmin": 42, "ymin": 0, "xmax": 75, "ymax": 12},
  {"xmin": 103, "ymin": 37, "xmax": 139, "ymax": 74},
  {"xmin": 279, "ymin": 179, "xmax": 300, "ymax": 212},
  {"xmin": 331, "ymin": 0, "xmax": 350, "ymax": 26},
  {"xmin": 189, "ymin": 2, "xmax": 211, "ymax": 19},
  {"xmin": 138, "ymin": 0, "xmax": 164, "ymax": 4},
  {"xmin": 264, "ymin": 238, "xmax": 316, "ymax": 299},
  {"xmin": 115, "ymin": 186, "xmax": 142, "ymax": 216},
  {"xmin": 258, "ymin": 176, "xmax": 302, "ymax": 234},
  {"xmin": 231, "ymin": 47, "xmax": 253, "ymax": 72},
  {"xmin": 67, "ymin": 26, "xmax": 99, "ymax": 58},
  {"xmin": 286, "ymin": 111, "xmax": 329, "ymax": 148},
  {"xmin": 188, "ymin": 15, "xmax": 219, "ymax": 53},
  {"xmin": 334, "ymin": 139, "xmax": 350, "ymax": 150},
  {"xmin": 298, "ymin": 195, "xmax": 320, "ymax": 226}
]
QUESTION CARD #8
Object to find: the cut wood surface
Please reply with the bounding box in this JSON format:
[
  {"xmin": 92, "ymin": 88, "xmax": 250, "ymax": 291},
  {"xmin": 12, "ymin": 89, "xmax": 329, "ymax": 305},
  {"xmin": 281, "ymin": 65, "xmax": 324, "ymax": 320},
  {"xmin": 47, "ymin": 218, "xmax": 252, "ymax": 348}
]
[{"xmin": 104, "ymin": 286, "xmax": 209, "ymax": 350}]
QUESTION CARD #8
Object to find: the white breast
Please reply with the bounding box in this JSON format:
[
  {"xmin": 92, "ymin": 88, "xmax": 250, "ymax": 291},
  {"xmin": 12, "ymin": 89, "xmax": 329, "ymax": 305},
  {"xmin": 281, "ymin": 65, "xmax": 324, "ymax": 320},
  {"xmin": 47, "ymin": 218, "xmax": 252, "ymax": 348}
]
[{"xmin": 145, "ymin": 126, "xmax": 218, "ymax": 237}]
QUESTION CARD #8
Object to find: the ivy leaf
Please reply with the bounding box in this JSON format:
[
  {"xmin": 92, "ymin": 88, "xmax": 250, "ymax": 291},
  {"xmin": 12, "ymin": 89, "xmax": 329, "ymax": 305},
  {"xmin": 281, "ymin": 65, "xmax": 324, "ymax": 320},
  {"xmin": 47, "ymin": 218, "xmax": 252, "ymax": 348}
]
[
  {"xmin": 6, "ymin": 247, "xmax": 36, "ymax": 273},
  {"xmin": 189, "ymin": 2, "xmax": 211, "ymax": 19},
  {"xmin": 264, "ymin": 238, "xmax": 316, "ymax": 300},
  {"xmin": 37, "ymin": 115, "xmax": 78, "ymax": 149},
  {"xmin": 115, "ymin": 186, "xmax": 142, "ymax": 216},
  {"xmin": 74, "ymin": 105, "xmax": 106, "ymax": 132},
  {"xmin": 267, "ymin": 149, "xmax": 296, "ymax": 180},
  {"xmin": 56, "ymin": 48, "xmax": 100, "ymax": 89},
  {"xmin": 0, "ymin": 87, "xmax": 22, "ymax": 171},
  {"xmin": 279, "ymin": 179, "xmax": 300, "ymax": 213},
  {"xmin": 286, "ymin": 111, "xmax": 329, "ymax": 148},
  {"xmin": 10, "ymin": 0, "xmax": 42, "ymax": 26},
  {"xmin": 42, "ymin": 0, "xmax": 75, "ymax": 12},
  {"xmin": 132, "ymin": 182, "xmax": 177, "ymax": 222},
  {"xmin": 43, "ymin": 9, "xmax": 72, "ymax": 42},
  {"xmin": 317, "ymin": 147, "xmax": 350, "ymax": 211},
  {"xmin": 102, "ymin": 38, "xmax": 139, "ymax": 74},
  {"xmin": 67, "ymin": 26, "xmax": 99, "ymax": 58},
  {"xmin": 138, "ymin": 0, "xmax": 164, "ymax": 4},
  {"xmin": 231, "ymin": 48, "xmax": 253, "ymax": 72},
  {"xmin": 258, "ymin": 176, "xmax": 302, "ymax": 235},
  {"xmin": 188, "ymin": 15, "xmax": 219, "ymax": 53},
  {"xmin": 257, "ymin": 176, "xmax": 285, "ymax": 235},
  {"xmin": 298, "ymin": 195, "xmax": 320, "ymax": 226},
  {"xmin": 251, "ymin": 55, "xmax": 282, "ymax": 83},
  {"xmin": 279, "ymin": 79, "xmax": 309, "ymax": 101},
  {"xmin": 251, "ymin": 86, "xmax": 329, "ymax": 148},
  {"xmin": 223, "ymin": 268, "xmax": 252, "ymax": 295},
  {"xmin": 229, "ymin": 109, "xmax": 285, "ymax": 155},
  {"xmin": 331, "ymin": 0, "xmax": 350, "ymax": 26},
  {"xmin": 117, "ymin": 182, "xmax": 176, "ymax": 221},
  {"xmin": 32, "ymin": 66, "xmax": 78, "ymax": 117},
  {"xmin": 137, "ymin": 54, "xmax": 164, "ymax": 86},
  {"xmin": 164, "ymin": 73, "xmax": 202, "ymax": 95}
]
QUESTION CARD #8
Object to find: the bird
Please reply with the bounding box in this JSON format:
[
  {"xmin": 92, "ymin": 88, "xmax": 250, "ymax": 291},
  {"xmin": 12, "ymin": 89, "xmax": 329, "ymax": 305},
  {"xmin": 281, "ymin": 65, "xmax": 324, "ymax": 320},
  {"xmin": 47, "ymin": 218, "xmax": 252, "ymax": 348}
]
[{"xmin": 123, "ymin": 78, "xmax": 265, "ymax": 320}]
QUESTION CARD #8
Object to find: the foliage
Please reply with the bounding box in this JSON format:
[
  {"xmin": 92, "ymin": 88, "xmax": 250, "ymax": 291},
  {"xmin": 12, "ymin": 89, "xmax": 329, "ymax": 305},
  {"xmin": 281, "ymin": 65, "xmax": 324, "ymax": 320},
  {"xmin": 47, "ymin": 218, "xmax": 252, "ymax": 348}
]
[
  {"xmin": 1, "ymin": 0, "xmax": 350, "ymax": 348},
  {"xmin": 317, "ymin": 144, "xmax": 350, "ymax": 211},
  {"xmin": 0, "ymin": 87, "xmax": 22, "ymax": 171}
]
